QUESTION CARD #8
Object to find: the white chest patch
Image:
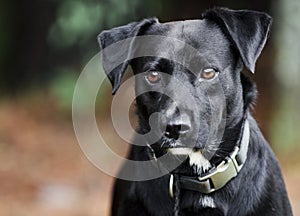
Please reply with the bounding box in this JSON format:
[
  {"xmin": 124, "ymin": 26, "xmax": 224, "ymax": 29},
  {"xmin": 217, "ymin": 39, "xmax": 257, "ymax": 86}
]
[
  {"xmin": 188, "ymin": 151, "xmax": 211, "ymax": 173},
  {"xmin": 168, "ymin": 148, "xmax": 211, "ymax": 173},
  {"xmin": 200, "ymin": 196, "xmax": 216, "ymax": 208}
]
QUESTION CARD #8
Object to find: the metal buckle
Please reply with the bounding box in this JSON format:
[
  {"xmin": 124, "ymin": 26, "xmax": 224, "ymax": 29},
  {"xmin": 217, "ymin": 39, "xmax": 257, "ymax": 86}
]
[
  {"xmin": 197, "ymin": 147, "xmax": 241, "ymax": 194},
  {"xmin": 169, "ymin": 174, "xmax": 174, "ymax": 198}
]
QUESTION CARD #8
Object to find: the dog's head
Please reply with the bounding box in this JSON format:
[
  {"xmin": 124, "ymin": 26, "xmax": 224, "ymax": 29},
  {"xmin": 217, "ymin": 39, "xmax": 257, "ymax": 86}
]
[{"xmin": 98, "ymin": 8, "xmax": 271, "ymax": 175}]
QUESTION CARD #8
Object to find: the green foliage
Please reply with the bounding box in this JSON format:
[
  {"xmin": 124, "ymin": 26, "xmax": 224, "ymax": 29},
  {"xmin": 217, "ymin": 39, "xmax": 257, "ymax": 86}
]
[
  {"xmin": 270, "ymin": 95, "xmax": 300, "ymax": 154},
  {"xmin": 48, "ymin": 0, "xmax": 163, "ymax": 49},
  {"xmin": 50, "ymin": 68, "xmax": 78, "ymax": 110},
  {"xmin": 50, "ymin": 64, "xmax": 110, "ymax": 112},
  {"xmin": 272, "ymin": 0, "xmax": 300, "ymax": 152},
  {"xmin": 49, "ymin": 1, "xmax": 102, "ymax": 48}
]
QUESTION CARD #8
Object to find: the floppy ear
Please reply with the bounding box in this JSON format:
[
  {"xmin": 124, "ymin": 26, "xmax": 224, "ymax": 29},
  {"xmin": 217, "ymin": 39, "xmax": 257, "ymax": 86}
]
[
  {"xmin": 97, "ymin": 18, "xmax": 158, "ymax": 94},
  {"xmin": 203, "ymin": 7, "xmax": 272, "ymax": 73}
]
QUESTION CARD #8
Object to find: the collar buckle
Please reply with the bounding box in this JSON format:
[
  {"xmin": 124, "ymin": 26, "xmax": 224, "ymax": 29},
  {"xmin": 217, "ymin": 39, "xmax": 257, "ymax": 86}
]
[{"xmin": 197, "ymin": 146, "xmax": 242, "ymax": 193}]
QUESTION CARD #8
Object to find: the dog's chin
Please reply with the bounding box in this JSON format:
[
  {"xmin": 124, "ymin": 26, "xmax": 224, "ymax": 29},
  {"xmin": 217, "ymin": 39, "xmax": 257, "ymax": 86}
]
[{"xmin": 167, "ymin": 147, "xmax": 212, "ymax": 176}]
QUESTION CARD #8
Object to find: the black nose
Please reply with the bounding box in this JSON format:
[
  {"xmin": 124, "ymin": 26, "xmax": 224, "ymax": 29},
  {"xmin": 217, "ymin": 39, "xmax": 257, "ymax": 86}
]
[{"xmin": 164, "ymin": 115, "xmax": 191, "ymax": 139}]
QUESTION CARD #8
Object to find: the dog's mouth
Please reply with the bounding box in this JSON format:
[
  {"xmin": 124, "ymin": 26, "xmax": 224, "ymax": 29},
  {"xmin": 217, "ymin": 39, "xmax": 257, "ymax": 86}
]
[{"xmin": 166, "ymin": 147, "xmax": 212, "ymax": 176}]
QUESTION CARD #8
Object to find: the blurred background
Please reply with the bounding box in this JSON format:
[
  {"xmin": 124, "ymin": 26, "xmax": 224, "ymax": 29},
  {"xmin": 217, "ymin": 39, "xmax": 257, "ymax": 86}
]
[{"xmin": 0, "ymin": 0, "xmax": 299, "ymax": 215}]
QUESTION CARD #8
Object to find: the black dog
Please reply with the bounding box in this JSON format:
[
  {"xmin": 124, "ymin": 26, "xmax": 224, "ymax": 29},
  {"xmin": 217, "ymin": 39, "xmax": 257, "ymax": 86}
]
[{"xmin": 98, "ymin": 7, "xmax": 292, "ymax": 216}]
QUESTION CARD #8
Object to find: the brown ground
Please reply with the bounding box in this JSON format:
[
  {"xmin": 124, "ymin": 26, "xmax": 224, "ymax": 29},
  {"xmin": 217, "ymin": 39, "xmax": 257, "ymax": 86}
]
[{"xmin": 0, "ymin": 94, "xmax": 299, "ymax": 216}]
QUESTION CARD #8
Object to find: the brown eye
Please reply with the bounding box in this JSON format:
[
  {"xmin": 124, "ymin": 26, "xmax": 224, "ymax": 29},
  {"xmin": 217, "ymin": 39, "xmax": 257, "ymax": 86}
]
[
  {"xmin": 146, "ymin": 71, "xmax": 161, "ymax": 83},
  {"xmin": 200, "ymin": 68, "xmax": 219, "ymax": 80}
]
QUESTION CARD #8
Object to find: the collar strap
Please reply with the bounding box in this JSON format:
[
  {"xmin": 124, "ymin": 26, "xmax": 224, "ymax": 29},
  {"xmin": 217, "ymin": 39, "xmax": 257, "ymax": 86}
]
[{"xmin": 169, "ymin": 119, "xmax": 250, "ymax": 196}]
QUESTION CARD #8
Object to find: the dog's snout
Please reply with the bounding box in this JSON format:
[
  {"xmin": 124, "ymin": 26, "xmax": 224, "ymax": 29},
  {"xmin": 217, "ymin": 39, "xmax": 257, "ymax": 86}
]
[{"xmin": 164, "ymin": 114, "xmax": 191, "ymax": 139}]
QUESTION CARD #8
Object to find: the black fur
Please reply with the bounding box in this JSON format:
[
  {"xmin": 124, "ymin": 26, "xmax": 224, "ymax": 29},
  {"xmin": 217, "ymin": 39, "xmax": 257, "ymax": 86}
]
[{"xmin": 98, "ymin": 7, "xmax": 292, "ymax": 216}]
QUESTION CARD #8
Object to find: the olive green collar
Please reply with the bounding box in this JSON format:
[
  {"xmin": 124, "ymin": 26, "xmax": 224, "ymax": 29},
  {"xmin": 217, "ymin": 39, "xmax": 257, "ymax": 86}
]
[{"xmin": 169, "ymin": 119, "xmax": 250, "ymax": 196}]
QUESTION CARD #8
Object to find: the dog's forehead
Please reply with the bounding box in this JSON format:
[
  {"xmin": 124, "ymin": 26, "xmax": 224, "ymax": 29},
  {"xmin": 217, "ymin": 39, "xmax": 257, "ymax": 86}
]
[
  {"xmin": 165, "ymin": 20, "xmax": 218, "ymax": 39},
  {"xmin": 144, "ymin": 19, "xmax": 232, "ymax": 69},
  {"xmin": 150, "ymin": 20, "xmax": 229, "ymax": 50}
]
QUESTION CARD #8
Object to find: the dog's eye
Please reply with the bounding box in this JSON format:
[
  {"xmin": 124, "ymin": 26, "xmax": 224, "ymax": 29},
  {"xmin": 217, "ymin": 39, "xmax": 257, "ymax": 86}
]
[
  {"xmin": 146, "ymin": 71, "xmax": 161, "ymax": 84},
  {"xmin": 200, "ymin": 68, "xmax": 219, "ymax": 80}
]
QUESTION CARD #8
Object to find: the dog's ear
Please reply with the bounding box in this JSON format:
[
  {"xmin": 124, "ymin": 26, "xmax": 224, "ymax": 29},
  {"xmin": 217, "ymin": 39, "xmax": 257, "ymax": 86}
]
[
  {"xmin": 97, "ymin": 18, "xmax": 158, "ymax": 94},
  {"xmin": 203, "ymin": 8, "xmax": 272, "ymax": 73}
]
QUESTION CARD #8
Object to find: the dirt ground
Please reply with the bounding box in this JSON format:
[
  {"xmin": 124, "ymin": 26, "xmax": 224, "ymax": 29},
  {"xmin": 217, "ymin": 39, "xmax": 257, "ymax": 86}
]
[{"xmin": 0, "ymin": 95, "xmax": 299, "ymax": 216}]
